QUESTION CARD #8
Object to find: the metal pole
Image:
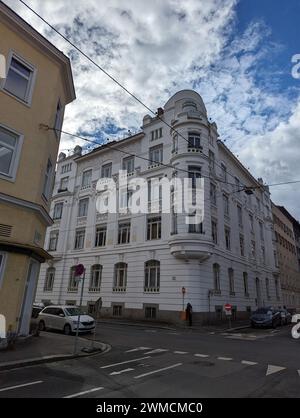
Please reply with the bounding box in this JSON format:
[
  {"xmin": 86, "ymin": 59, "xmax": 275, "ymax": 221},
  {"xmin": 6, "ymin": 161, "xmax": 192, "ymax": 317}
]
[{"xmin": 74, "ymin": 269, "xmax": 85, "ymax": 355}]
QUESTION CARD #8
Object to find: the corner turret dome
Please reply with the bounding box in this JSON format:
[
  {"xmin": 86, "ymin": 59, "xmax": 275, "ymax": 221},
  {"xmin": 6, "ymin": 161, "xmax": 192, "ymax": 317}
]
[{"xmin": 164, "ymin": 90, "xmax": 207, "ymax": 116}]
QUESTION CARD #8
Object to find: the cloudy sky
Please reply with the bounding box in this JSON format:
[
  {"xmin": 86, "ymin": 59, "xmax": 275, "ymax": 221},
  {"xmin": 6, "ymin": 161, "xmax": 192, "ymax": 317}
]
[{"xmin": 4, "ymin": 0, "xmax": 300, "ymax": 219}]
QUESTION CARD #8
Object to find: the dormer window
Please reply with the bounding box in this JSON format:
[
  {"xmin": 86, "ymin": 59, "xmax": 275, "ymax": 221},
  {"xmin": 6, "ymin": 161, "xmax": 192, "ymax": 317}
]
[{"xmin": 188, "ymin": 132, "xmax": 201, "ymax": 150}]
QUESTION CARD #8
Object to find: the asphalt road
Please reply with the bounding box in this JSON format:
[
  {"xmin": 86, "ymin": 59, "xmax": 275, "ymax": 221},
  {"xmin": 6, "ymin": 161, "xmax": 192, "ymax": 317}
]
[{"xmin": 0, "ymin": 323, "xmax": 299, "ymax": 398}]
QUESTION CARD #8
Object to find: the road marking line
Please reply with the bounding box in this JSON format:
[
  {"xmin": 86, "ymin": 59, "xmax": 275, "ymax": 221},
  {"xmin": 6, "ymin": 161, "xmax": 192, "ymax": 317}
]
[
  {"xmin": 100, "ymin": 356, "xmax": 151, "ymax": 369},
  {"xmin": 174, "ymin": 351, "xmax": 188, "ymax": 355},
  {"xmin": 125, "ymin": 347, "xmax": 150, "ymax": 353},
  {"xmin": 110, "ymin": 368, "xmax": 134, "ymax": 376},
  {"xmin": 134, "ymin": 363, "xmax": 183, "ymax": 379},
  {"xmin": 241, "ymin": 360, "xmax": 258, "ymax": 366},
  {"xmin": 194, "ymin": 354, "xmax": 210, "ymax": 358},
  {"xmin": 63, "ymin": 387, "xmax": 104, "ymax": 398},
  {"xmin": 0, "ymin": 380, "xmax": 43, "ymax": 393},
  {"xmin": 144, "ymin": 349, "xmax": 168, "ymax": 354},
  {"xmin": 266, "ymin": 365, "xmax": 286, "ymax": 376},
  {"xmin": 217, "ymin": 357, "xmax": 232, "ymax": 361}
]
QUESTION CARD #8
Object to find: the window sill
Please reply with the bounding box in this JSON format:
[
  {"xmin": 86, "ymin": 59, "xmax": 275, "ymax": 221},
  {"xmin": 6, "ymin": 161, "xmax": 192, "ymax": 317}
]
[{"xmin": 1, "ymin": 87, "xmax": 32, "ymax": 108}]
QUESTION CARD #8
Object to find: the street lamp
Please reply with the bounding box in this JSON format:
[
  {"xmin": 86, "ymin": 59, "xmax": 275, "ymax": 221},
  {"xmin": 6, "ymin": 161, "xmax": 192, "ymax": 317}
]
[{"xmin": 73, "ymin": 264, "xmax": 85, "ymax": 355}]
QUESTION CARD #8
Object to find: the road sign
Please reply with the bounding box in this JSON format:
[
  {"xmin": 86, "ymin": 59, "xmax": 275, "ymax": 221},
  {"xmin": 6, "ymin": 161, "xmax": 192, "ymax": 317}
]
[
  {"xmin": 224, "ymin": 303, "xmax": 232, "ymax": 311},
  {"xmin": 182, "ymin": 287, "xmax": 186, "ymax": 295},
  {"xmin": 75, "ymin": 264, "xmax": 85, "ymax": 277}
]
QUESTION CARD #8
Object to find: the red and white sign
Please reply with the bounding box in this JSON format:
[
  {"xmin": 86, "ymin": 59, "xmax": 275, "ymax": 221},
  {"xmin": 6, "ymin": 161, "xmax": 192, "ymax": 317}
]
[
  {"xmin": 182, "ymin": 287, "xmax": 186, "ymax": 295},
  {"xmin": 224, "ymin": 303, "xmax": 232, "ymax": 312}
]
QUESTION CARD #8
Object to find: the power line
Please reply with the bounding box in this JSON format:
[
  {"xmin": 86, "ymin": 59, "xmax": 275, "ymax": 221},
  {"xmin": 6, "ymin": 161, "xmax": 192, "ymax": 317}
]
[{"xmin": 18, "ymin": 0, "xmax": 247, "ymax": 188}]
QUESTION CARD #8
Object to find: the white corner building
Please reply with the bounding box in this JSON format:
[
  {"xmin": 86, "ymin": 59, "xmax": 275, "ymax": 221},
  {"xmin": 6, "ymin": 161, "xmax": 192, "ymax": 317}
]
[{"xmin": 35, "ymin": 90, "xmax": 282, "ymax": 323}]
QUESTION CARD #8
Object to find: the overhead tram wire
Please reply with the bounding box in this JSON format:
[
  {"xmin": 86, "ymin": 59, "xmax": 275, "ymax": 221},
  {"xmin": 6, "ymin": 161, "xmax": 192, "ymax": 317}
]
[
  {"xmin": 43, "ymin": 125, "xmax": 240, "ymax": 186},
  {"xmin": 19, "ymin": 0, "xmax": 248, "ymax": 189}
]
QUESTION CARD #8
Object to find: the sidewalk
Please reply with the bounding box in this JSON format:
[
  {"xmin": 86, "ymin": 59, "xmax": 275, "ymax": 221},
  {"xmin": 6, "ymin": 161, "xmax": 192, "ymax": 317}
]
[{"xmin": 0, "ymin": 331, "xmax": 109, "ymax": 371}]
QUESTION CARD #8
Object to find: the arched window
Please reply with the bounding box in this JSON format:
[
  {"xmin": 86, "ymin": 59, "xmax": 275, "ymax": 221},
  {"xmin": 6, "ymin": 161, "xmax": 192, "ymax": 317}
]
[
  {"xmin": 68, "ymin": 266, "xmax": 78, "ymax": 292},
  {"xmin": 144, "ymin": 260, "xmax": 160, "ymax": 292},
  {"xmin": 89, "ymin": 264, "xmax": 102, "ymax": 292},
  {"xmin": 114, "ymin": 263, "xmax": 127, "ymax": 291},
  {"xmin": 44, "ymin": 267, "xmax": 55, "ymax": 292},
  {"xmin": 228, "ymin": 268, "xmax": 235, "ymax": 294},
  {"xmin": 213, "ymin": 263, "xmax": 220, "ymax": 292}
]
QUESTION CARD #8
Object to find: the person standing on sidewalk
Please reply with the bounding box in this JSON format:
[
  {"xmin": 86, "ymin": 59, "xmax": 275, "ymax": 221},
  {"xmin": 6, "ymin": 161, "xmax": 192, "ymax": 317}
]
[{"xmin": 186, "ymin": 303, "xmax": 193, "ymax": 326}]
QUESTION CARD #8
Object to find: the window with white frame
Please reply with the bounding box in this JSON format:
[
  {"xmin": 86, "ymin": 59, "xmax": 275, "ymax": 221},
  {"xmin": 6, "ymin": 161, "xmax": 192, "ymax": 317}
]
[
  {"xmin": 81, "ymin": 169, "xmax": 92, "ymax": 189},
  {"xmin": 74, "ymin": 229, "xmax": 85, "ymax": 249},
  {"xmin": 149, "ymin": 145, "xmax": 163, "ymax": 165},
  {"xmin": 188, "ymin": 132, "xmax": 201, "ymax": 149},
  {"xmin": 118, "ymin": 222, "xmax": 131, "ymax": 244},
  {"xmin": 172, "ymin": 135, "xmax": 178, "ymax": 153},
  {"xmin": 61, "ymin": 163, "xmax": 72, "ymax": 174},
  {"xmin": 210, "ymin": 183, "xmax": 217, "ymax": 205},
  {"xmin": 0, "ymin": 252, "xmax": 7, "ymax": 288},
  {"xmin": 48, "ymin": 230, "xmax": 59, "ymax": 251},
  {"xmin": 147, "ymin": 216, "xmax": 161, "ymax": 240},
  {"xmin": 101, "ymin": 163, "xmax": 112, "ymax": 178},
  {"xmin": 114, "ymin": 263, "xmax": 127, "ymax": 290},
  {"xmin": 53, "ymin": 202, "xmax": 63, "ymax": 220},
  {"xmin": 240, "ymin": 234, "xmax": 245, "ymax": 256},
  {"xmin": 119, "ymin": 187, "xmax": 133, "ymax": 211},
  {"xmin": 54, "ymin": 100, "xmax": 64, "ymax": 139},
  {"xmin": 212, "ymin": 219, "xmax": 218, "ymax": 244},
  {"xmin": 0, "ymin": 125, "xmax": 23, "ymax": 179},
  {"xmin": 78, "ymin": 198, "xmax": 89, "ymax": 217},
  {"xmin": 4, "ymin": 54, "xmax": 36, "ymax": 103},
  {"xmin": 42, "ymin": 159, "xmax": 53, "ymax": 200},
  {"xmin": 225, "ymin": 227, "xmax": 231, "ymax": 250},
  {"xmin": 221, "ymin": 164, "xmax": 227, "ymax": 182},
  {"xmin": 188, "ymin": 166, "xmax": 202, "ymax": 189},
  {"xmin": 151, "ymin": 128, "xmax": 163, "ymax": 141},
  {"xmin": 148, "ymin": 178, "xmax": 162, "ymax": 213},
  {"xmin": 213, "ymin": 263, "xmax": 220, "ymax": 292},
  {"xmin": 144, "ymin": 260, "xmax": 160, "ymax": 292},
  {"xmin": 243, "ymin": 272, "xmax": 249, "ymax": 296},
  {"xmin": 95, "ymin": 225, "xmax": 107, "ymax": 247},
  {"xmin": 89, "ymin": 264, "xmax": 102, "ymax": 292},
  {"xmin": 228, "ymin": 268, "xmax": 235, "ymax": 294},
  {"xmin": 59, "ymin": 176, "xmax": 69, "ymax": 191},
  {"xmin": 122, "ymin": 156, "xmax": 135, "ymax": 174},
  {"xmin": 44, "ymin": 267, "xmax": 55, "ymax": 292},
  {"xmin": 68, "ymin": 266, "xmax": 78, "ymax": 292},
  {"xmin": 223, "ymin": 194, "xmax": 229, "ymax": 216},
  {"xmin": 188, "ymin": 220, "xmax": 203, "ymax": 234}
]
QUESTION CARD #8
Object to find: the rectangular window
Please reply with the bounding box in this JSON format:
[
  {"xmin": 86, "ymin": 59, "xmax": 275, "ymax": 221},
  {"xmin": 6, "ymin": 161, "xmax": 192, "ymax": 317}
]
[
  {"xmin": 113, "ymin": 305, "xmax": 123, "ymax": 317},
  {"xmin": 235, "ymin": 177, "xmax": 240, "ymax": 191},
  {"xmin": 225, "ymin": 227, "xmax": 231, "ymax": 250},
  {"xmin": 101, "ymin": 163, "xmax": 112, "ymax": 178},
  {"xmin": 61, "ymin": 163, "xmax": 72, "ymax": 174},
  {"xmin": 188, "ymin": 166, "xmax": 202, "ymax": 189},
  {"xmin": 147, "ymin": 216, "xmax": 162, "ymax": 240},
  {"xmin": 74, "ymin": 229, "xmax": 85, "ymax": 250},
  {"xmin": 145, "ymin": 306, "xmax": 157, "ymax": 319},
  {"xmin": 82, "ymin": 169, "xmax": 92, "ymax": 189},
  {"xmin": 54, "ymin": 100, "xmax": 64, "ymax": 139},
  {"xmin": 4, "ymin": 54, "xmax": 35, "ymax": 104},
  {"xmin": 212, "ymin": 220, "xmax": 218, "ymax": 244},
  {"xmin": 237, "ymin": 205, "xmax": 243, "ymax": 227},
  {"xmin": 251, "ymin": 240, "xmax": 256, "ymax": 258},
  {"xmin": 188, "ymin": 132, "xmax": 202, "ymax": 149},
  {"xmin": 243, "ymin": 272, "xmax": 249, "ymax": 296},
  {"xmin": 53, "ymin": 202, "xmax": 63, "ymax": 220},
  {"xmin": 275, "ymin": 278, "xmax": 280, "ymax": 300},
  {"xmin": 42, "ymin": 159, "xmax": 53, "ymax": 200},
  {"xmin": 249, "ymin": 214, "xmax": 254, "ymax": 233},
  {"xmin": 209, "ymin": 150, "xmax": 215, "ymax": 172},
  {"xmin": 261, "ymin": 246, "xmax": 266, "ymax": 264},
  {"xmin": 151, "ymin": 128, "xmax": 163, "ymax": 141},
  {"xmin": 256, "ymin": 197, "xmax": 261, "ymax": 211},
  {"xmin": 149, "ymin": 145, "xmax": 163, "ymax": 165},
  {"xmin": 240, "ymin": 234, "xmax": 245, "ymax": 256},
  {"xmin": 48, "ymin": 231, "xmax": 59, "ymax": 251},
  {"xmin": 259, "ymin": 222, "xmax": 264, "ymax": 241},
  {"xmin": 95, "ymin": 225, "xmax": 107, "ymax": 247},
  {"xmin": 0, "ymin": 125, "xmax": 23, "ymax": 179},
  {"xmin": 223, "ymin": 194, "xmax": 229, "ymax": 216},
  {"xmin": 78, "ymin": 198, "xmax": 89, "ymax": 217},
  {"xmin": 229, "ymin": 269, "xmax": 235, "ymax": 294},
  {"xmin": 221, "ymin": 164, "xmax": 227, "ymax": 182},
  {"xmin": 122, "ymin": 156, "xmax": 135, "ymax": 174},
  {"xmin": 189, "ymin": 221, "xmax": 203, "ymax": 234},
  {"xmin": 118, "ymin": 222, "xmax": 131, "ymax": 244},
  {"xmin": 266, "ymin": 278, "xmax": 270, "ymax": 300},
  {"xmin": 210, "ymin": 183, "xmax": 217, "ymax": 205},
  {"xmin": 0, "ymin": 252, "xmax": 7, "ymax": 288},
  {"xmin": 59, "ymin": 176, "xmax": 69, "ymax": 192}
]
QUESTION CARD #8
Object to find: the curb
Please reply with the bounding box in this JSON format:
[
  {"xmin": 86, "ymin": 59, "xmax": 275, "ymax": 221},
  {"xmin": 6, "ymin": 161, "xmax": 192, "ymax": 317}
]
[
  {"xmin": 0, "ymin": 341, "xmax": 111, "ymax": 372},
  {"xmin": 98, "ymin": 320, "xmax": 176, "ymax": 331}
]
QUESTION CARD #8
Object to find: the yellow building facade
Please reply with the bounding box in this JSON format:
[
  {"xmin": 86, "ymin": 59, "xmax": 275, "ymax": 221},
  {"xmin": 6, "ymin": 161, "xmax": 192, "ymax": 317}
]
[{"xmin": 0, "ymin": 2, "xmax": 75, "ymax": 337}]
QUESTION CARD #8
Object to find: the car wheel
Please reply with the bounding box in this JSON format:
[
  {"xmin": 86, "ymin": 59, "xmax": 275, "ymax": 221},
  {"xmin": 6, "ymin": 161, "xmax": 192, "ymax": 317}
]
[
  {"xmin": 63, "ymin": 324, "xmax": 72, "ymax": 335},
  {"xmin": 251, "ymin": 322, "xmax": 256, "ymax": 328},
  {"xmin": 39, "ymin": 320, "xmax": 46, "ymax": 331}
]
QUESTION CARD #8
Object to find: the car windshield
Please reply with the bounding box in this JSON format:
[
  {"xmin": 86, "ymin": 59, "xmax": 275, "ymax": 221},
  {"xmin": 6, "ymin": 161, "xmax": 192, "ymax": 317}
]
[
  {"xmin": 65, "ymin": 307, "xmax": 81, "ymax": 316},
  {"xmin": 255, "ymin": 308, "xmax": 271, "ymax": 314}
]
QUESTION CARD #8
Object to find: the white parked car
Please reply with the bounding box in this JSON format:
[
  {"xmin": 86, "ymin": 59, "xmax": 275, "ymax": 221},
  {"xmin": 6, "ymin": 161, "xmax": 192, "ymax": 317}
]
[{"xmin": 38, "ymin": 305, "xmax": 95, "ymax": 335}]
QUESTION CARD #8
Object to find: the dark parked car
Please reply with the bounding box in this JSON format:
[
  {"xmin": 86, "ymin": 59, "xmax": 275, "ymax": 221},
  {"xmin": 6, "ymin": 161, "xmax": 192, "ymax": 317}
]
[{"xmin": 250, "ymin": 307, "xmax": 282, "ymax": 328}]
